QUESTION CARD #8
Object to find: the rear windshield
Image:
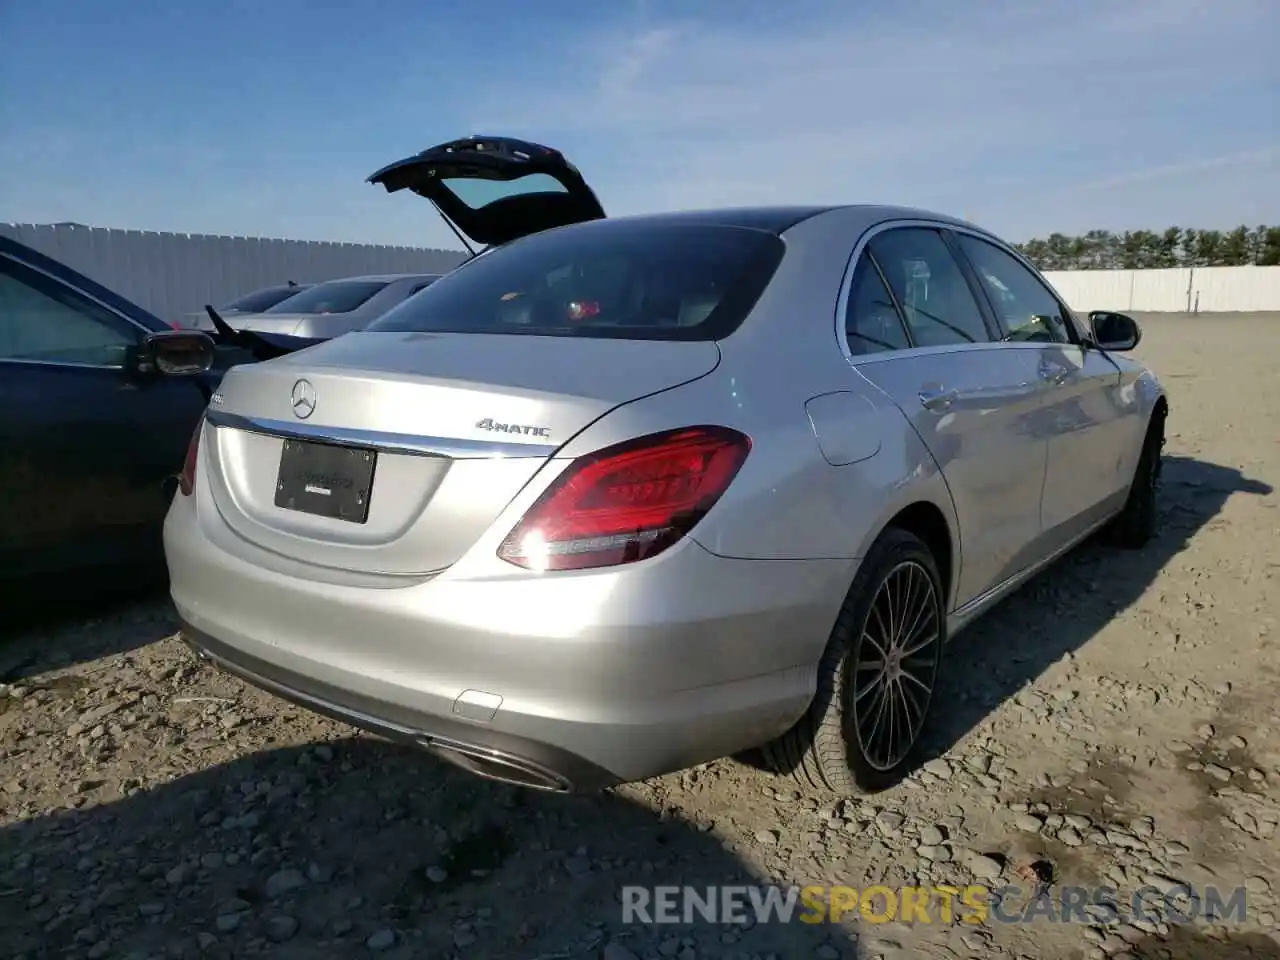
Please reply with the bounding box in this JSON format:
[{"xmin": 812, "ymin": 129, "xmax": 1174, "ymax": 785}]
[
  {"xmin": 266, "ymin": 279, "xmax": 388, "ymax": 315},
  {"xmin": 224, "ymin": 285, "xmax": 305, "ymax": 313},
  {"xmin": 365, "ymin": 221, "xmax": 784, "ymax": 341}
]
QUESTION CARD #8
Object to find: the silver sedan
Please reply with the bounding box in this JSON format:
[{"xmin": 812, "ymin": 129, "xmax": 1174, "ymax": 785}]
[
  {"xmin": 163, "ymin": 136, "xmax": 1168, "ymax": 795},
  {"xmin": 192, "ymin": 273, "xmax": 441, "ymax": 339}
]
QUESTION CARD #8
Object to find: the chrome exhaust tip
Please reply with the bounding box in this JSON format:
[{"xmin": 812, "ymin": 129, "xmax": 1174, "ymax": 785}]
[{"xmin": 421, "ymin": 738, "xmax": 572, "ymax": 793}]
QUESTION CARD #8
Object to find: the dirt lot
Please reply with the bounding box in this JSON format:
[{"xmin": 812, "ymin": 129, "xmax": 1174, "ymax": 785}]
[{"xmin": 2, "ymin": 313, "xmax": 1278, "ymax": 960}]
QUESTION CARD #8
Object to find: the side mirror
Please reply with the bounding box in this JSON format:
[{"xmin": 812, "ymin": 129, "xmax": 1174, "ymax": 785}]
[
  {"xmin": 1089, "ymin": 311, "xmax": 1142, "ymax": 352},
  {"xmin": 125, "ymin": 330, "xmax": 216, "ymax": 379}
]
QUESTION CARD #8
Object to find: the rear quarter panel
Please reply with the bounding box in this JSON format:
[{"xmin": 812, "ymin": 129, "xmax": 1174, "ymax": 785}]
[{"xmin": 551, "ymin": 207, "xmax": 962, "ymax": 573}]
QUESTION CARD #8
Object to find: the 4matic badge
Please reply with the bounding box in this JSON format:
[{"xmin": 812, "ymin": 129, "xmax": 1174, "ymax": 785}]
[{"xmin": 475, "ymin": 418, "xmax": 551, "ymax": 439}]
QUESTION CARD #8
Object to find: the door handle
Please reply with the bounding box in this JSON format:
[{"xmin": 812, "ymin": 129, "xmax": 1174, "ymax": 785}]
[{"xmin": 919, "ymin": 387, "xmax": 959, "ymax": 411}]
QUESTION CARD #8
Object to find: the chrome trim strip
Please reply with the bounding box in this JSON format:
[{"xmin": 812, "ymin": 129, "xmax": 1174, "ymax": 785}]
[
  {"xmin": 205, "ymin": 408, "xmax": 559, "ymax": 459},
  {"xmin": 832, "ymin": 218, "xmax": 1080, "ymax": 367}
]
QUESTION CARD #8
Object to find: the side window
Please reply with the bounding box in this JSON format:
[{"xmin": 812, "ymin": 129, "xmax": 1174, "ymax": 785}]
[
  {"xmin": 867, "ymin": 228, "xmax": 991, "ymax": 347},
  {"xmin": 954, "ymin": 234, "xmax": 1071, "ymax": 343},
  {"xmin": 844, "ymin": 254, "xmax": 910, "ymax": 355},
  {"xmin": 0, "ymin": 258, "xmax": 137, "ymax": 365}
]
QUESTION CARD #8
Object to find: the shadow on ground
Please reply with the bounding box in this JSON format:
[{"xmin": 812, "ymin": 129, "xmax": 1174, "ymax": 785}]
[
  {"xmin": 919, "ymin": 454, "xmax": 1270, "ymax": 763},
  {"xmin": 0, "ymin": 576, "xmax": 174, "ymax": 684},
  {"xmin": 745, "ymin": 454, "xmax": 1272, "ymax": 780},
  {"xmin": 1, "ymin": 739, "xmax": 865, "ymax": 959}
]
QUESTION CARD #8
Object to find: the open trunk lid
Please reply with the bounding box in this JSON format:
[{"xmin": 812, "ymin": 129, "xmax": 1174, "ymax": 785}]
[
  {"xmin": 367, "ymin": 135, "xmax": 606, "ymax": 248},
  {"xmin": 201, "ymin": 331, "xmax": 718, "ymax": 576}
]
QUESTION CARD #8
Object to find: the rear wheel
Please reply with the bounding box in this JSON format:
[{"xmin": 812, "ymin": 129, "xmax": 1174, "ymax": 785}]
[
  {"xmin": 763, "ymin": 528, "xmax": 945, "ymax": 795},
  {"xmin": 1108, "ymin": 405, "xmax": 1166, "ymax": 549}
]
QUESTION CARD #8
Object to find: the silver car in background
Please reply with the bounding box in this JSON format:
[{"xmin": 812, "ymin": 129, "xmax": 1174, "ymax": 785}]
[
  {"xmin": 194, "ymin": 273, "xmax": 441, "ymax": 339},
  {"xmin": 164, "ymin": 136, "xmax": 1168, "ymax": 795},
  {"xmin": 181, "ymin": 281, "xmax": 312, "ymax": 329}
]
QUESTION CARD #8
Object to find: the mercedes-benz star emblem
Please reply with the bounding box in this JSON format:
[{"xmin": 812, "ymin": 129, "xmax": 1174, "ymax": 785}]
[{"xmin": 290, "ymin": 379, "xmax": 316, "ymax": 419}]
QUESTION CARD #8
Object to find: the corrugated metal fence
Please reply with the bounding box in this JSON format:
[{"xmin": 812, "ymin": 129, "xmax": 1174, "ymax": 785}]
[
  {"xmin": 5, "ymin": 222, "xmax": 1277, "ymax": 319},
  {"xmin": 0, "ymin": 222, "xmax": 467, "ymax": 322},
  {"xmin": 1043, "ymin": 266, "xmax": 1280, "ymax": 313}
]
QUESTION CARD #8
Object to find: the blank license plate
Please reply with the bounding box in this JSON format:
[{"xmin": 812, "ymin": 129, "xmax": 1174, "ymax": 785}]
[{"xmin": 274, "ymin": 439, "xmax": 377, "ymax": 523}]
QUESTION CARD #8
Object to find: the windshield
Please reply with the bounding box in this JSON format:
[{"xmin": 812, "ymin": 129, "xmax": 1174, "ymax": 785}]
[
  {"xmin": 223, "ymin": 285, "xmax": 306, "ymax": 313},
  {"xmin": 366, "ymin": 221, "xmax": 783, "ymax": 341},
  {"xmin": 266, "ymin": 279, "xmax": 388, "ymax": 315}
]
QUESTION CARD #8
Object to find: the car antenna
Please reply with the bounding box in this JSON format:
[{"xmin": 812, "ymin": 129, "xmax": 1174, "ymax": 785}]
[{"xmin": 426, "ymin": 197, "xmax": 477, "ymax": 259}]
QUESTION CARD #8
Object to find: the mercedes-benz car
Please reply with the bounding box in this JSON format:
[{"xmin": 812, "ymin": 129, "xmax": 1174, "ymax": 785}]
[
  {"xmin": 164, "ymin": 135, "xmax": 1167, "ymax": 795},
  {"xmin": 180, "ymin": 281, "xmax": 312, "ymax": 329},
  {"xmin": 195, "ymin": 273, "xmax": 442, "ymax": 339}
]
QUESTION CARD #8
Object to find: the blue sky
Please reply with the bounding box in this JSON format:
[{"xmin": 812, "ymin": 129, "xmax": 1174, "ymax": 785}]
[{"xmin": 1, "ymin": 0, "xmax": 1277, "ymax": 251}]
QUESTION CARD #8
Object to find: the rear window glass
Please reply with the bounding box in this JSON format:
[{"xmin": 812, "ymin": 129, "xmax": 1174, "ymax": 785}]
[
  {"xmin": 266, "ymin": 280, "xmax": 388, "ymax": 315},
  {"xmin": 365, "ymin": 221, "xmax": 784, "ymax": 341},
  {"xmin": 224, "ymin": 286, "xmax": 305, "ymax": 313},
  {"xmin": 444, "ymin": 173, "xmax": 568, "ymax": 211}
]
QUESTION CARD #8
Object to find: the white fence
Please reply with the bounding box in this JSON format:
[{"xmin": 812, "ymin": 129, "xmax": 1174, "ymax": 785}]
[
  {"xmin": 0, "ymin": 223, "xmax": 467, "ymax": 322},
  {"xmin": 1043, "ymin": 266, "xmax": 1280, "ymax": 314}
]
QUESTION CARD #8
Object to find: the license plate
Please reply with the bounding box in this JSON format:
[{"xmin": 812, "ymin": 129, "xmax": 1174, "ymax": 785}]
[{"xmin": 274, "ymin": 439, "xmax": 377, "ymax": 523}]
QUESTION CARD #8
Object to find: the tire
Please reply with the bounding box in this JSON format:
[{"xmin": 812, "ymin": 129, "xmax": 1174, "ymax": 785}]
[
  {"xmin": 762, "ymin": 527, "xmax": 946, "ymax": 795},
  {"xmin": 1108, "ymin": 406, "xmax": 1166, "ymax": 549}
]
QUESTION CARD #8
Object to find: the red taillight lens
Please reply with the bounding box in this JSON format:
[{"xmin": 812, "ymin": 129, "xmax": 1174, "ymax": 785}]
[
  {"xmin": 178, "ymin": 418, "xmax": 203, "ymax": 496},
  {"xmin": 498, "ymin": 426, "xmax": 751, "ymax": 572}
]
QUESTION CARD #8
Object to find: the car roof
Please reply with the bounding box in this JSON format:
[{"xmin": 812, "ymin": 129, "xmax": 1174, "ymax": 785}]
[
  {"xmin": 527, "ymin": 204, "xmax": 982, "ymax": 237},
  {"xmin": 317, "ymin": 273, "xmax": 442, "ymax": 284}
]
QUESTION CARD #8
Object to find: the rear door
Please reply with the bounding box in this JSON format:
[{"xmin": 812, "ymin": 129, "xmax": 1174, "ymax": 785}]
[
  {"xmin": 0, "ymin": 251, "xmax": 208, "ymax": 580},
  {"xmin": 950, "ymin": 231, "xmax": 1138, "ymax": 549},
  {"xmin": 367, "ymin": 135, "xmax": 606, "ymax": 247},
  {"xmin": 842, "ymin": 224, "xmax": 1051, "ymax": 608}
]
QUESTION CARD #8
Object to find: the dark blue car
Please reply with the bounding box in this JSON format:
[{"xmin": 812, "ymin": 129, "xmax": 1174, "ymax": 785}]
[{"xmin": 0, "ymin": 236, "xmax": 314, "ymax": 601}]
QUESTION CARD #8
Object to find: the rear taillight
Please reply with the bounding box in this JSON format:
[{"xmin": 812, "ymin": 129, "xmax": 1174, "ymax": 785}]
[
  {"xmin": 178, "ymin": 418, "xmax": 203, "ymax": 496},
  {"xmin": 498, "ymin": 426, "xmax": 751, "ymax": 572}
]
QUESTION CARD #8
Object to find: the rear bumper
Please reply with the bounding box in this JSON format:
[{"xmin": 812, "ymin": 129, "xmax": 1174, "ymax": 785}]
[
  {"xmin": 180, "ymin": 623, "xmax": 614, "ymax": 791},
  {"xmin": 164, "ymin": 490, "xmax": 856, "ymax": 789}
]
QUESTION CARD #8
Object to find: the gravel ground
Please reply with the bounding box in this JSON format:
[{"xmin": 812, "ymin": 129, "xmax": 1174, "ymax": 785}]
[{"xmin": 3, "ymin": 314, "xmax": 1279, "ymax": 960}]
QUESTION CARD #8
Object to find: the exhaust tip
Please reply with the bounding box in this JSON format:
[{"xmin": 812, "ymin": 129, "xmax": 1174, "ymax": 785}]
[{"xmin": 422, "ymin": 739, "xmax": 571, "ymax": 793}]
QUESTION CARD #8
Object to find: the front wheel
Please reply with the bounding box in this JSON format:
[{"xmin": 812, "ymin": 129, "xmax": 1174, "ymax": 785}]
[
  {"xmin": 1108, "ymin": 406, "xmax": 1166, "ymax": 549},
  {"xmin": 763, "ymin": 527, "xmax": 945, "ymax": 795}
]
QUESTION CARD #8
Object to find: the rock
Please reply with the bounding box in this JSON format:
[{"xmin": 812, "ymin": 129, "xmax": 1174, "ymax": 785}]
[
  {"xmin": 1014, "ymin": 814, "xmax": 1045, "ymax": 832},
  {"xmin": 425, "ymin": 865, "xmax": 448, "ymax": 883},
  {"xmin": 923, "ymin": 758, "xmax": 953, "ymax": 780},
  {"xmin": 366, "ymin": 928, "xmax": 396, "ymax": 951},
  {"xmin": 1203, "ymin": 763, "xmax": 1232, "ymax": 782},
  {"xmin": 964, "ymin": 852, "xmax": 1004, "ymax": 881},
  {"xmin": 754, "ymin": 829, "xmax": 780, "ymax": 845},
  {"xmin": 264, "ymin": 868, "xmax": 306, "ymax": 898},
  {"xmin": 876, "ymin": 811, "xmax": 904, "ymax": 834},
  {"xmin": 919, "ymin": 825, "xmax": 945, "ymax": 846},
  {"xmin": 1245, "ymin": 876, "xmax": 1270, "ymax": 894},
  {"xmin": 265, "ymin": 916, "xmax": 298, "ymax": 942},
  {"xmin": 1058, "ymin": 828, "xmax": 1083, "ymax": 847},
  {"xmin": 603, "ymin": 945, "xmax": 643, "ymax": 960},
  {"xmin": 196, "ymin": 932, "xmax": 217, "ymax": 950},
  {"xmin": 215, "ymin": 913, "xmax": 244, "ymax": 933}
]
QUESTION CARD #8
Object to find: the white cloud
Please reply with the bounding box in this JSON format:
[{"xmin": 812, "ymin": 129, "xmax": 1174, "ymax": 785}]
[{"xmin": 466, "ymin": 0, "xmax": 1280, "ymax": 238}]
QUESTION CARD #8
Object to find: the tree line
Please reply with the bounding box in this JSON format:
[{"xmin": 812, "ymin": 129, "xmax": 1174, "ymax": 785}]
[{"xmin": 1014, "ymin": 225, "xmax": 1280, "ymax": 271}]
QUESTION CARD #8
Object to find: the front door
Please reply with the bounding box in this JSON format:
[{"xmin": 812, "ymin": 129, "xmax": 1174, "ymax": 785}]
[
  {"xmin": 0, "ymin": 252, "xmax": 208, "ymax": 581},
  {"xmin": 949, "ymin": 232, "xmax": 1139, "ymax": 551},
  {"xmin": 842, "ymin": 225, "xmax": 1051, "ymax": 608}
]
